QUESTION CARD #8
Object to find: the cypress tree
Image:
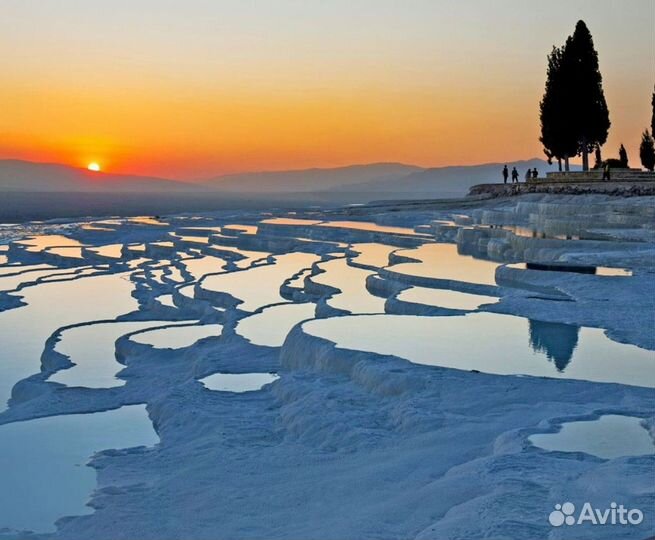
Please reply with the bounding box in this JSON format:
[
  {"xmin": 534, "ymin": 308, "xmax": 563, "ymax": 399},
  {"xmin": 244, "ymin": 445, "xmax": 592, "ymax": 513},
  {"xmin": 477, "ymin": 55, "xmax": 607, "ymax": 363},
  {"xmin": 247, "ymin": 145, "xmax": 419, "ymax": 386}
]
[
  {"xmin": 560, "ymin": 21, "xmax": 610, "ymax": 171},
  {"xmin": 539, "ymin": 46, "xmax": 577, "ymax": 171},
  {"xmin": 594, "ymin": 145, "xmax": 602, "ymax": 169},
  {"xmin": 640, "ymin": 131, "xmax": 655, "ymax": 171},
  {"xmin": 618, "ymin": 144, "xmax": 628, "ymax": 168}
]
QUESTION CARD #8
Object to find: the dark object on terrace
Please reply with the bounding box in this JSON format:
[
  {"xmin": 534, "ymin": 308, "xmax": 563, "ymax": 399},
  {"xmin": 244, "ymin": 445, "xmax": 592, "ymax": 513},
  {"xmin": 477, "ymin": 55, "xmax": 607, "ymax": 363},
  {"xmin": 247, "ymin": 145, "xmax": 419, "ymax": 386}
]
[{"xmin": 526, "ymin": 262, "xmax": 597, "ymax": 274}]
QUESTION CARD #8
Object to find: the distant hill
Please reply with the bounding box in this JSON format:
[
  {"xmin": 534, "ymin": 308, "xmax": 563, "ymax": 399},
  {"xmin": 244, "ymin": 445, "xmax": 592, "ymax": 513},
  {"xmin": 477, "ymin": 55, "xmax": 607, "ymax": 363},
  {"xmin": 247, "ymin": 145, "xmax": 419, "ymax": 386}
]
[
  {"xmin": 0, "ymin": 159, "xmax": 200, "ymax": 193},
  {"xmin": 0, "ymin": 158, "xmax": 578, "ymax": 220},
  {"xmin": 328, "ymin": 159, "xmax": 568, "ymax": 199},
  {"xmin": 200, "ymin": 159, "xmax": 569, "ymax": 200},
  {"xmin": 200, "ymin": 163, "xmax": 423, "ymax": 193}
]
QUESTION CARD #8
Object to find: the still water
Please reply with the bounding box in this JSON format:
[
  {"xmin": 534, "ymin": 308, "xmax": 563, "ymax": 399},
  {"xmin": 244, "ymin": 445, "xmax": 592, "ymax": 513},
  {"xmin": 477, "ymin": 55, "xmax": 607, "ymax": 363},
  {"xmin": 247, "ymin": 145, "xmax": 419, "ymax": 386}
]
[
  {"xmin": 303, "ymin": 312, "xmax": 655, "ymax": 387},
  {"xmin": 0, "ymin": 405, "xmax": 157, "ymax": 533},
  {"xmin": 200, "ymin": 373, "xmax": 279, "ymax": 393},
  {"xmin": 0, "ymin": 273, "xmax": 137, "ymax": 409},
  {"xmin": 130, "ymin": 323, "xmax": 221, "ymax": 349},
  {"xmin": 236, "ymin": 303, "xmax": 316, "ymax": 346},
  {"xmin": 529, "ymin": 415, "xmax": 654, "ymax": 459}
]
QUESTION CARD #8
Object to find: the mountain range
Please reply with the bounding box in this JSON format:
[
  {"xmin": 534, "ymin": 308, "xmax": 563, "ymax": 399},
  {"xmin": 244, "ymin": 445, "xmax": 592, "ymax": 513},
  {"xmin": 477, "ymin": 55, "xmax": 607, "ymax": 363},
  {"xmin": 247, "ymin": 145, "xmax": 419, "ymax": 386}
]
[{"xmin": 0, "ymin": 158, "xmax": 560, "ymax": 200}]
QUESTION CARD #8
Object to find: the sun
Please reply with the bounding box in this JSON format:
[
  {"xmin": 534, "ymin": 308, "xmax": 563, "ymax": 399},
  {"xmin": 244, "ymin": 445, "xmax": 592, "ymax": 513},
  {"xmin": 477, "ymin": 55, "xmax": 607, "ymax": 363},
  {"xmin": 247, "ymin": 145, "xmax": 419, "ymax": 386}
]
[{"xmin": 87, "ymin": 162, "xmax": 101, "ymax": 172}]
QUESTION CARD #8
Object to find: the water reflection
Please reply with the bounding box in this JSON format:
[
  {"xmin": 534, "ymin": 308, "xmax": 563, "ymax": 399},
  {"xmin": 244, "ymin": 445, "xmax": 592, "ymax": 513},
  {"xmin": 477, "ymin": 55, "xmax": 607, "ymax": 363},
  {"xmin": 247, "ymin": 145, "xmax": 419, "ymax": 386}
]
[
  {"xmin": 15, "ymin": 235, "xmax": 84, "ymax": 253},
  {"xmin": 0, "ymin": 405, "xmax": 157, "ymax": 533},
  {"xmin": 312, "ymin": 258, "xmax": 386, "ymax": 314},
  {"xmin": 528, "ymin": 320, "xmax": 580, "ymax": 372},
  {"xmin": 49, "ymin": 320, "xmax": 189, "ymax": 388},
  {"xmin": 397, "ymin": 287, "xmax": 498, "ymax": 311},
  {"xmin": 389, "ymin": 244, "xmax": 499, "ymax": 285},
  {"xmin": 236, "ymin": 303, "xmax": 316, "ymax": 346},
  {"xmin": 130, "ymin": 323, "xmax": 220, "ymax": 349},
  {"xmin": 303, "ymin": 313, "xmax": 655, "ymax": 387},
  {"xmin": 349, "ymin": 243, "xmax": 397, "ymax": 268},
  {"xmin": 200, "ymin": 252, "xmax": 319, "ymax": 311},
  {"xmin": 0, "ymin": 273, "xmax": 137, "ymax": 409},
  {"xmin": 318, "ymin": 220, "xmax": 421, "ymax": 236}
]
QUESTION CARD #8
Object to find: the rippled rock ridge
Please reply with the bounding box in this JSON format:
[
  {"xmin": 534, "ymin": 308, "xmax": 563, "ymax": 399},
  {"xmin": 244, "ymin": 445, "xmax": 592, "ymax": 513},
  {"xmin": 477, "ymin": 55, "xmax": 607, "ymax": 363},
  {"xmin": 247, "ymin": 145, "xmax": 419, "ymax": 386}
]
[{"xmin": 0, "ymin": 193, "xmax": 653, "ymax": 540}]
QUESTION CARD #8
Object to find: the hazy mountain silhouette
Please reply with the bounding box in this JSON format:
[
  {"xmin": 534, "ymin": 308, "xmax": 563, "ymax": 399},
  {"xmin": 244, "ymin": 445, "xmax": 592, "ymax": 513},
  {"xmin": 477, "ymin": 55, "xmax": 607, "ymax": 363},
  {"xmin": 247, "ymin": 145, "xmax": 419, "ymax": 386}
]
[
  {"xmin": 200, "ymin": 163, "xmax": 422, "ymax": 193},
  {"xmin": 329, "ymin": 159, "xmax": 569, "ymax": 198},
  {"xmin": 0, "ymin": 158, "xmax": 573, "ymax": 220},
  {"xmin": 0, "ymin": 159, "xmax": 201, "ymax": 193},
  {"xmin": 0, "ymin": 158, "xmax": 569, "ymax": 197},
  {"xmin": 199, "ymin": 159, "xmax": 569, "ymax": 199}
]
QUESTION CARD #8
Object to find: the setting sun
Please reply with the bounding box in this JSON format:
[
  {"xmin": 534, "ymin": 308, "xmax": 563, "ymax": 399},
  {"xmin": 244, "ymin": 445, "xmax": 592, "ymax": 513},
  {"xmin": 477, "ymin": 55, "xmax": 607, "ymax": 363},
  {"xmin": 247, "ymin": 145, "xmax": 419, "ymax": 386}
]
[{"xmin": 87, "ymin": 162, "xmax": 101, "ymax": 172}]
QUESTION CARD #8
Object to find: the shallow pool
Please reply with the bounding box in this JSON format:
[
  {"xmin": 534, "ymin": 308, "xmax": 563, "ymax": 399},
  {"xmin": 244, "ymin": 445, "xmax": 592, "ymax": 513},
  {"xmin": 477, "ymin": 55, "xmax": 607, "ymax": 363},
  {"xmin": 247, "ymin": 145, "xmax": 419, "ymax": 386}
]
[
  {"xmin": 388, "ymin": 244, "xmax": 499, "ymax": 285},
  {"xmin": 303, "ymin": 312, "xmax": 655, "ymax": 387},
  {"xmin": 16, "ymin": 235, "xmax": 84, "ymax": 253},
  {"xmin": 182, "ymin": 255, "xmax": 227, "ymax": 281},
  {"xmin": 200, "ymin": 372, "xmax": 279, "ymax": 393},
  {"xmin": 130, "ymin": 323, "xmax": 222, "ymax": 349},
  {"xmin": 312, "ymin": 258, "xmax": 386, "ymax": 314},
  {"xmin": 49, "ymin": 320, "xmax": 190, "ymax": 388},
  {"xmin": 0, "ymin": 404, "xmax": 158, "ymax": 533},
  {"xmin": 236, "ymin": 303, "xmax": 316, "ymax": 346},
  {"xmin": 319, "ymin": 220, "xmax": 421, "ymax": 236},
  {"xmin": 201, "ymin": 252, "xmax": 319, "ymax": 311},
  {"xmin": 397, "ymin": 287, "xmax": 498, "ymax": 310},
  {"xmin": 0, "ymin": 273, "xmax": 138, "ymax": 410},
  {"xmin": 529, "ymin": 415, "xmax": 654, "ymax": 459},
  {"xmin": 349, "ymin": 243, "xmax": 397, "ymax": 268}
]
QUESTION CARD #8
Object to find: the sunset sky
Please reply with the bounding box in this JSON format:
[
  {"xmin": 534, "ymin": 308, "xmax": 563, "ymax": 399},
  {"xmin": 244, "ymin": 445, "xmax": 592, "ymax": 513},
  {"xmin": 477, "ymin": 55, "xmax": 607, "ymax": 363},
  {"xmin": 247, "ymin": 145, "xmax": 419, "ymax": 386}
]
[{"xmin": 0, "ymin": 0, "xmax": 653, "ymax": 179}]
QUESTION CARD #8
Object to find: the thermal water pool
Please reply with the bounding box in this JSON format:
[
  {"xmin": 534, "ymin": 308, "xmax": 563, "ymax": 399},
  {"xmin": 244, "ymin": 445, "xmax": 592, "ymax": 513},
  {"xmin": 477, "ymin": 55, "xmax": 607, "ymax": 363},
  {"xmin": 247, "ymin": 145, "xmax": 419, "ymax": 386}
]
[
  {"xmin": 303, "ymin": 312, "xmax": 655, "ymax": 387},
  {"xmin": 0, "ymin": 405, "xmax": 157, "ymax": 533}
]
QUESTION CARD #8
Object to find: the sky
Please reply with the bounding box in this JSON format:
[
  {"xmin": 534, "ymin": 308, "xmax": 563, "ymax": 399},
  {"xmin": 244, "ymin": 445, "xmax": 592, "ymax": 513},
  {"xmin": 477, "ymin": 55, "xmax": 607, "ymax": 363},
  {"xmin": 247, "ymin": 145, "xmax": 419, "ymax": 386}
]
[{"xmin": 0, "ymin": 0, "xmax": 653, "ymax": 179}]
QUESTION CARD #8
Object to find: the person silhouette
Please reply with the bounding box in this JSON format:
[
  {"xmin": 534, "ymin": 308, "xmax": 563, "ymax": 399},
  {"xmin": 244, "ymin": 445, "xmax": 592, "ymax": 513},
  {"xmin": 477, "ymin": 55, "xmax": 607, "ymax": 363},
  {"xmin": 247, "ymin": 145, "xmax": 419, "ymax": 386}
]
[
  {"xmin": 524, "ymin": 169, "xmax": 531, "ymax": 182},
  {"xmin": 532, "ymin": 167, "xmax": 538, "ymax": 179},
  {"xmin": 502, "ymin": 165, "xmax": 509, "ymax": 184},
  {"xmin": 511, "ymin": 167, "xmax": 519, "ymax": 183},
  {"xmin": 602, "ymin": 162, "xmax": 611, "ymax": 181}
]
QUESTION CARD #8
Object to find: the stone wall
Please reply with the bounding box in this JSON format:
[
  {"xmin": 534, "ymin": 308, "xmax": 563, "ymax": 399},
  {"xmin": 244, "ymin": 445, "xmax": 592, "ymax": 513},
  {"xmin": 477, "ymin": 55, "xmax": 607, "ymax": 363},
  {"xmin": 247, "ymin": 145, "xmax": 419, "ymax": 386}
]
[
  {"xmin": 468, "ymin": 181, "xmax": 655, "ymax": 198},
  {"xmin": 530, "ymin": 169, "xmax": 655, "ymax": 183}
]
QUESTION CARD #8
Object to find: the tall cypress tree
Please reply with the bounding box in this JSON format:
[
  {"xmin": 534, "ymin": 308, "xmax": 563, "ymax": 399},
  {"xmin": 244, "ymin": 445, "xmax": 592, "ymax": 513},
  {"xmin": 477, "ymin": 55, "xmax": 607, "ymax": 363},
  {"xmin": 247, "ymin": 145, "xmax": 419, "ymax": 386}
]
[
  {"xmin": 539, "ymin": 46, "xmax": 577, "ymax": 171},
  {"xmin": 560, "ymin": 21, "xmax": 610, "ymax": 171},
  {"xmin": 594, "ymin": 145, "xmax": 602, "ymax": 169},
  {"xmin": 618, "ymin": 144, "xmax": 628, "ymax": 168}
]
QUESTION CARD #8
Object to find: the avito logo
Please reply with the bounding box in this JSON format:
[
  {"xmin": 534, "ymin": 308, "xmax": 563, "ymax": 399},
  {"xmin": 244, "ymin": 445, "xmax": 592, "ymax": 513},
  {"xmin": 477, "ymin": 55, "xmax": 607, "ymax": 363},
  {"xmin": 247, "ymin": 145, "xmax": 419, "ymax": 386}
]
[{"xmin": 549, "ymin": 502, "xmax": 644, "ymax": 527}]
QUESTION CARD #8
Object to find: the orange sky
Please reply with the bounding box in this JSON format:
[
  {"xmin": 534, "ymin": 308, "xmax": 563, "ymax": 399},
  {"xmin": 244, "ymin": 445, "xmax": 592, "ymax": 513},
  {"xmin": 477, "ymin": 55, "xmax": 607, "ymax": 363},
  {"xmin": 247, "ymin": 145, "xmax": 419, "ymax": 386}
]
[{"xmin": 0, "ymin": 0, "xmax": 653, "ymax": 179}]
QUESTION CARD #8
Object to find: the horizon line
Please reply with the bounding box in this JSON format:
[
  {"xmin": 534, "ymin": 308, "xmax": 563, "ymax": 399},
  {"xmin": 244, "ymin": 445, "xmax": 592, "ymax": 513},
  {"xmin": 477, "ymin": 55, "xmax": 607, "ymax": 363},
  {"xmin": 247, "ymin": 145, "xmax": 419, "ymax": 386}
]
[{"xmin": 0, "ymin": 156, "xmax": 563, "ymax": 183}]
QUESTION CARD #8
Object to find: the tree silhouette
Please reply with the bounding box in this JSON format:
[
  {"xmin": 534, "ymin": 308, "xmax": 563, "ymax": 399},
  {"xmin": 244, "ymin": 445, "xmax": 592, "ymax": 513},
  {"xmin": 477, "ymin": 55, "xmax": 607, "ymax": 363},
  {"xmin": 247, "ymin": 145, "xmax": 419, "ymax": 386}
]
[
  {"xmin": 560, "ymin": 21, "xmax": 610, "ymax": 171},
  {"xmin": 640, "ymin": 131, "xmax": 655, "ymax": 171},
  {"xmin": 618, "ymin": 144, "xmax": 629, "ymax": 168},
  {"xmin": 528, "ymin": 320, "xmax": 580, "ymax": 372},
  {"xmin": 540, "ymin": 46, "xmax": 577, "ymax": 171},
  {"xmin": 594, "ymin": 144, "xmax": 602, "ymax": 169}
]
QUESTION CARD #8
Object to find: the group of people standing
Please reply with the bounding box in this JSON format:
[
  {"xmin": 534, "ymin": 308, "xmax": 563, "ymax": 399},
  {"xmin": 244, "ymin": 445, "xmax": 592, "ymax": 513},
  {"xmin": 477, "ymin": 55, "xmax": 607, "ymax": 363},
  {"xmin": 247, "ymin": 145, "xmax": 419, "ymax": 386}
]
[{"xmin": 502, "ymin": 165, "xmax": 538, "ymax": 184}]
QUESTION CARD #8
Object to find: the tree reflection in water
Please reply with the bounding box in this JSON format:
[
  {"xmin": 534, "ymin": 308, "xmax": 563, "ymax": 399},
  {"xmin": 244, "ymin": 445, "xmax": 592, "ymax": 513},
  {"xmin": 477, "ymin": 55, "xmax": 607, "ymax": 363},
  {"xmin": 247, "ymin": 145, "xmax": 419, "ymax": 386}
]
[{"xmin": 528, "ymin": 319, "xmax": 580, "ymax": 372}]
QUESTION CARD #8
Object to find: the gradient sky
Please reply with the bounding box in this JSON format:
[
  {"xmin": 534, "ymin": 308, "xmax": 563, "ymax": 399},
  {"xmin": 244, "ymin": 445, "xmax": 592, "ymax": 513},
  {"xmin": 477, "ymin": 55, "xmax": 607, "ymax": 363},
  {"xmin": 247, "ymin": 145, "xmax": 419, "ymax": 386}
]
[{"xmin": 0, "ymin": 0, "xmax": 653, "ymax": 179}]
